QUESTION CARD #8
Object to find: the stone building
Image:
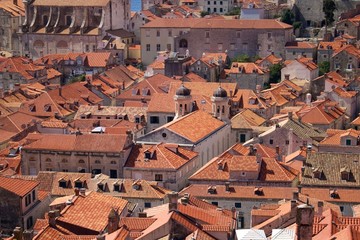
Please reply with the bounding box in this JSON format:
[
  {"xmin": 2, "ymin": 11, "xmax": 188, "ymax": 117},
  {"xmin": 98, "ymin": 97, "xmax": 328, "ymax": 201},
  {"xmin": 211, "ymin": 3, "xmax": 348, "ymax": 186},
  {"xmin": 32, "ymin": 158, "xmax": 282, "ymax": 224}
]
[
  {"xmin": 0, "ymin": 0, "xmax": 25, "ymax": 56},
  {"xmin": 336, "ymin": 14, "xmax": 360, "ymax": 40},
  {"xmin": 204, "ymin": 0, "xmax": 234, "ymax": 14},
  {"xmin": 21, "ymin": 133, "xmax": 133, "ymax": 177},
  {"xmin": 331, "ymin": 44, "xmax": 360, "ymax": 78},
  {"xmin": 140, "ymin": 18, "xmax": 294, "ymax": 65},
  {"xmin": 19, "ymin": 0, "xmax": 130, "ymax": 59},
  {"xmin": 294, "ymin": 0, "xmax": 324, "ymax": 27},
  {"xmin": 284, "ymin": 41, "xmax": 316, "ymax": 60},
  {"xmin": 317, "ymin": 41, "xmax": 344, "ymax": 65},
  {"xmin": 0, "ymin": 176, "xmax": 50, "ymax": 231}
]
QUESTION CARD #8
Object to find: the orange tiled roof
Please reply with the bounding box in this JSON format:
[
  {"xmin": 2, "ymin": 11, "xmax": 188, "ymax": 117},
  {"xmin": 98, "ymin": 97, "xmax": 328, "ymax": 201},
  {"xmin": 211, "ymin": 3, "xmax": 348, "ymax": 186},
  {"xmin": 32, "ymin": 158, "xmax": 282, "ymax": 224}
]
[
  {"xmin": 319, "ymin": 129, "xmax": 360, "ymax": 146},
  {"xmin": 57, "ymin": 192, "xmax": 128, "ymax": 232},
  {"xmin": 227, "ymin": 62, "xmax": 264, "ymax": 74},
  {"xmin": 0, "ymin": 57, "xmax": 45, "ymax": 80},
  {"xmin": 255, "ymin": 53, "xmax": 282, "ymax": 66},
  {"xmin": 182, "ymin": 73, "xmax": 207, "ymax": 82},
  {"xmin": 0, "ymin": 0, "xmax": 25, "ymax": 16},
  {"xmin": 332, "ymin": 87, "xmax": 357, "ymax": 98},
  {"xmin": 325, "ymin": 71, "xmax": 349, "ymax": 87},
  {"xmin": 165, "ymin": 110, "xmax": 225, "ymax": 143},
  {"xmin": 47, "ymin": 68, "xmax": 62, "ymax": 79},
  {"xmin": 284, "ymin": 57, "xmax": 318, "ymax": 70},
  {"xmin": 318, "ymin": 41, "xmax": 344, "ymax": 51},
  {"xmin": 351, "ymin": 116, "xmax": 360, "ymax": 126},
  {"xmin": 0, "ymin": 176, "xmax": 39, "ymax": 197},
  {"xmin": 125, "ymin": 143, "xmax": 198, "ymax": 169},
  {"xmin": 333, "ymin": 44, "xmax": 360, "ymax": 58},
  {"xmin": 180, "ymin": 185, "xmax": 296, "ymax": 200}
]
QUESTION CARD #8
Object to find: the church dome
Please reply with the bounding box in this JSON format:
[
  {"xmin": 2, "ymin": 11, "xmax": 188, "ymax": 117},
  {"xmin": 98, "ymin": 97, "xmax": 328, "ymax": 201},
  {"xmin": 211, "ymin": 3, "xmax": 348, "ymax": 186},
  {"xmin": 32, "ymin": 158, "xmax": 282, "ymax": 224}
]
[
  {"xmin": 176, "ymin": 84, "xmax": 191, "ymax": 96},
  {"xmin": 213, "ymin": 86, "xmax": 227, "ymax": 98}
]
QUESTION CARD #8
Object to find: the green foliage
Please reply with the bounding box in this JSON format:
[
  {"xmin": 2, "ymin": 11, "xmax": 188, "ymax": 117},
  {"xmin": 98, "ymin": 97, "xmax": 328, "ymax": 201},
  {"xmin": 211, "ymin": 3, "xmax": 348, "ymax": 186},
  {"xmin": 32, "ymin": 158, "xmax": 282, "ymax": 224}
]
[
  {"xmin": 232, "ymin": 54, "xmax": 251, "ymax": 63},
  {"xmin": 280, "ymin": 9, "xmax": 295, "ymax": 25},
  {"xmin": 200, "ymin": 11, "xmax": 209, "ymax": 17},
  {"xmin": 225, "ymin": 7, "xmax": 240, "ymax": 16},
  {"xmin": 293, "ymin": 21, "xmax": 302, "ymax": 30},
  {"xmin": 68, "ymin": 74, "xmax": 85, "ymax": 84},
  {"xmin": 319, "ymin": 61, "xmax": 330, "ymax": 76},
  {"xmin": 269, "ymin": 63, "xmax": 282, "ymax": 84},
  {"xmin": 323, "ymin": 0, "xmax": 337, "ymax": 26}
]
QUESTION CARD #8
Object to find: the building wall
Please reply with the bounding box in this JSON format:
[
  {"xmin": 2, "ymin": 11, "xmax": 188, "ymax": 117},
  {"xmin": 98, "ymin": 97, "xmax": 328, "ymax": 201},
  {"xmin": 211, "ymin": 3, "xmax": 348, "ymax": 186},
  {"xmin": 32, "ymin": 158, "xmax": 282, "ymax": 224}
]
[
  {"xmin": 204, "ymin": 0, "xmax": 233, "ymax": 14},
  {"xmin": 21, "ymin": 148, "xmax": 132, "ymax": 177},
  {"xmin": 0, "ymin": 189, "xmax": 22, "ymax": 231},
  {"xmin": 336, "ymin": 20, "xmax": 360, "ymax": 40},
  {"xmin": 285, "ymin": 48, "xmax": 316, "ymax": 60},
  {"xmin": 0, "ymin": 9, "xmax": 23, "ymax": 55},
  {"xmin": 331, "ymin": 50, "xmax": 360, "ymax": 78},
  {"xmin": 146, "ymin": 112, "xmax": 175, "ymax": 132},
  {"xmin": 281, "ymin": 61, "xmax": 318, "ymax": 81},
  {"xmin": 317, "ymin": 49, "xmax": 334, "ymax": 64},
  {"xmin": 0, "ymin": 69, "xmax": 47, "ymax": 92},
  {"xmin": 294, "ymin": 0, "xmax": 324, "ymax": 27},
  {"xmin": 240, "ymin": 8, "xmax": 265, "ymax": 19},
  {"xmin": 226, "ymin": 72, "xmax": 269, "ymax": 90}
]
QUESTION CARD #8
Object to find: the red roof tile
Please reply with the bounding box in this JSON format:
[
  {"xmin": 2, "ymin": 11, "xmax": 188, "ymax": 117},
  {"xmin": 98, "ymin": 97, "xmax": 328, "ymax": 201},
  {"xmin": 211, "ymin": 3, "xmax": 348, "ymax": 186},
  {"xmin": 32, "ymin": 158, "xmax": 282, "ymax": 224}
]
[{"xmin": 0, "ymin": 176, "xmax": 39, "ymax": 197}]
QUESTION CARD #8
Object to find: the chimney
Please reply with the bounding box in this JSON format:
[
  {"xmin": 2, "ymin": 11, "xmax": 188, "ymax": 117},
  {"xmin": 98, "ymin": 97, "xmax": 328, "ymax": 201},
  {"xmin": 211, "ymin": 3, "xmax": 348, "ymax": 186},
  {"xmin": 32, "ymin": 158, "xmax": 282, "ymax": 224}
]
[
  {"xmin": 275, "ymin": 145, "xmax": 280, "ymax": 155},
  {"xmin": 296, "ymin": 203, "xmax": 314, "ymax": 240},
  {"xmin": 48, "ymin": 210, "xmax": 57, "ymax": 227},
  {"xmin": 13, "ymin": 227, "xmax": 23, "ymax": 240},
  {"xmin": 168, "ymin": 191, "xmax": 178, "ymax": 212},
  {"xmin": 306, "ymin": 93, "xmax": 311, "ymax": 106},
  {"xmin": 74, "ymin": 188, "xmax": 79, "ymax": 196},
  {"xmin": 13, "ymin": 0, "xmax": 18, "ymax": 5},
  {"xmin": 79, "ymin": 188, "xmax": 86, "ymax": 196},
  {"xmin": 293, "ymin": 191, "xmax": 299, "ymax": 200},
  {"xmin": 290, "ymin": 200, "xmax": 297, "ymax": 218},
  {"xmin": 317, "ymin": 201, "xmax": 324, "ymax": 216},
  {"xmin": 225, "ymin": 182, "xmax": 230, "ymax": 192},
  {"xmin": 138, "ymin": 212, "xmax": 147, "ymax": 218},
  {"xmin": 58, "ymin": 87, "xmax": 62, "ymax": 97},
  {"xmin": 23, "ymin": 230, "xmax": 33, "ymax": 240},
  {"xmin": 284, "ymin": 74, "xmax": 290, "ymax": 80},
  {"xmin": 249, "ymin": 144, "xmax": 255, "ymax": 156},
  {"xmin": 256, "ymin": 84, "xmax": 261, "ymax": 94},
  {"xmin": 96, "ymin": 233, "xmax": 105, "ymax": 240},
  {"xmin": 288, "ymin": 111, "xmax": 293, "ymax": 119},
  {"xmin": 107, "ymin": 208, "xmax": 120, "ymax": 234},
  {"xmin": 97, "ymin": 103, "xmax": 102, "ymax": 110}
]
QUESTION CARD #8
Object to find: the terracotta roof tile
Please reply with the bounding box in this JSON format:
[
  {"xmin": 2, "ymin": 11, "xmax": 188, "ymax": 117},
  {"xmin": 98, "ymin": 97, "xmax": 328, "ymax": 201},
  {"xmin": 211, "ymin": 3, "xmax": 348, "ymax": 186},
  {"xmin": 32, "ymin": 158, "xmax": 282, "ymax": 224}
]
[
  {"xmin": 285, "ymin": 41, "xmax": 316, "ymax": 49},
  {"xmin": 125, "ymin": 143, "xmax": 198, "ymax": 169},
  {"xmin": 165, "ymin": 110, "xmax": 225, "ymax": 143},
  {"xmin": 0, "ymin": 57, "xmax": 45, "ymax": 80},
  {"xmin": 0, "ymin": 176, "xmax": 39, "ymax": 197},
  {"xmin": 227, "ymin": 62, "xmax": 264, "ymax": 74},
  {"xmin": 333, "ymin": 45, "xmax": 360, "ymax": 58}
]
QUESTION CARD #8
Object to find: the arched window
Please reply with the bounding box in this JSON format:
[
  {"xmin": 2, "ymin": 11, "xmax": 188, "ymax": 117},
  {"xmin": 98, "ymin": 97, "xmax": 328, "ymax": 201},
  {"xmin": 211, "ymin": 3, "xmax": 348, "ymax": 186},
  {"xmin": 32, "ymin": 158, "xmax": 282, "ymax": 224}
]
[
  {"xmin": 110, "ymin": 161, "xmax": 116, "ymax": 164},
  {"xmin": 29, "ymin": 157, "xmax": 36, "ymax": 161},
  {"xmin": 56, "ymin": 40, "xmax": 68, "ymax": 49},
  {"xmin": 45, "ymin": 158, "xmax": 51, "ymax": 162},
  {"xmin": 95, "ymin": 160, "xmax": 101, "ymax": 164},
  {"xmin": 78, "ymin": 159, "xmax": 85, "ymax": 164},
  {"xmin": 33, "ymin": 40, "xmax": 44, "ymax": 48},
  {"xmin": 43, "ymin": 15, "xmax": 48, "ymax": 25},
  {"xmin": 179, "ymin": 39, "xmax": 188, "ymax": 48},
  {"xmin": 61, "ymin": 159, "xmax": 68, "ymax": 163}
]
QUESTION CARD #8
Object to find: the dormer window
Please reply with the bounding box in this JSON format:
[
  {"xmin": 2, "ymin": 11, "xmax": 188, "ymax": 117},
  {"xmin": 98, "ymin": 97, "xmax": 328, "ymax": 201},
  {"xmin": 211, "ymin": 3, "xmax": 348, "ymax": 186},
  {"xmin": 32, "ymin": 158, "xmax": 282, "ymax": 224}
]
[
  {"xmin": 59, "ymin": 180, "xmax": 67, "ymax": 188},
  {"xmin": 340, "ymin": 167, "xmax": 350, "ymax": 181},
  {"xmin": 74, "ymin": 180, "xmax": 83, "ymax": 188},
  {"xmin": 132, "ymin": 180, "xmax": 141, "ymax": 190},
  {"xmin": 44, "ymin": 104, "xmax": 52, "ymax": 112},
  {"xmin": 330, "ymin": 189, "xmax": 338, "ymax": 199},
  {"xmin": 313, "ymin": 167, "xmax": 323, "ymax": 179},
  {"xmin": 98, "ymin": 183, "xmax": 104, "ymax": 191},
  {"xmin": 254, "ymin": 187, "xmax": 263, "ymax": 195},
  {"xmin": 208, "ymin": 186, "xmax": 216, "ymax": 194},
  {"xmin": 144, "ymin": 150, "xmax": 151, "ymax": 159},
  {"xmin": 29, "ymin": 105, "xmax": 36, "ymax": 112},
  {"xmin": 346, "ymin": 139, "xmax": 352, "ymax": 146}
]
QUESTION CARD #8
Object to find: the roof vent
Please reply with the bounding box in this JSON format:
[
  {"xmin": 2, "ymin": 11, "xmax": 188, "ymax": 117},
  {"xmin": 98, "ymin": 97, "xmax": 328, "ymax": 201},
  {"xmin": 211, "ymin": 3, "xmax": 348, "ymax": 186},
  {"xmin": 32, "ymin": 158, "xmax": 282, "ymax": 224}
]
[
  {"xmin": 207, "ymin": 185, "xmax": 216, "ymax": 194},
  {"xmin": 254, "ymin": 187, "xmax": 263, "ymax": 196}
]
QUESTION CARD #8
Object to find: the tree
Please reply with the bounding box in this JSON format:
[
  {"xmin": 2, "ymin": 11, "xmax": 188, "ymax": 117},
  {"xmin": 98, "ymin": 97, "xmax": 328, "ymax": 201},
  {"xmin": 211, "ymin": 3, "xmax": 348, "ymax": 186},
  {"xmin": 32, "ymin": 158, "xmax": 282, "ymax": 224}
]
[
  {"xmin": 225, "ymin": 7, "xmax": 240, "ymax": 16},
  {"xmin": 323, "ymin": 0, "xmax": 337, "ymax": 27},
  {"xmin": 280, "ymin": 9, "xmax": 295, "ymax": 25},
  {"xmin": 269, "ymin": 63, "xmax": 282, "ymax": 84},
  {"xmin": 319, "ymin": 61, "xmax": 330, "ymax": 76},
  {"xmin": 200, "ymin": 11, "xmax": 209, "ymax": 17},
  {"xmin": 232, "ymin": 54, "xmax": 251, "ymax": 63}
]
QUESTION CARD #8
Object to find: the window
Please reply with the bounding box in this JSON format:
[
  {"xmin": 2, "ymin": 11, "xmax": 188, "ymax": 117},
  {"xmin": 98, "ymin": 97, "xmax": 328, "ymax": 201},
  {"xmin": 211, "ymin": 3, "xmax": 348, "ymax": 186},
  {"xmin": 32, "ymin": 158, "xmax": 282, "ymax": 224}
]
[
  {"xmin": 62, "ymin": 169, "xmax": 69, "ymax": 172},
  {"xmin": 220, "ymin": 0, "xmax": 223, "ymax": 4},
  {"xmin": 98, "ymin": 183, "xmax": 104, "ymax": 191},
  {"xmin": 323, "ymin": 54, "xmax": 327, "ymax": 58},
  {"xmin": 150, "ymin": 116, "xmax": 160, "ymax": 124},
  {"xmin": 66, "ymin": 16, "xmax": 72, "ymax": 26},
  {"xmin": 156, "ymin": 30, "xmax": 160, "ymax": 37},
  {"xmin": 135, "ymin": 117, "xmax": 140, "ymax": 123},
  {"xmin": 346, "ymin": 139, "xmax": 352, "ymax": 145},
  {"xmin": 340, "ymin": 206, "xmax": 344, "ymax": 212},
  {"xmin": 205, "ymin": 31, "xmax": 210, "ymax": 38},
  {"xmin": 267, "ymin": 32, "xmax": 272, "ymax": 38},
  {"xmin": 92, "ymin": 45, "xmax": 96, "ymax": 52},
  {"xmin": 110, "ymin": 161, "xmax": 117, "ymax": 164},
  {"xmin": 236, "ymin": 31, "xmax": 241, "ymax": 38},
  {"xmin": 167, "ymin": 44, "xmax": 171, "ymax": 51},
  {"xmin": 207, "ymin": 0, "xmax": 210, "ymax": 3},
  {"xmin": 230, "ymin": 43, "xmax": 235, "ymax": 50},
  {"xmin": 347, "ymin": 64, "xmax": 352, "ymax": 69},
  {"xmin": 213, "ymin": 8, "xmax": 216, "ymax": 12},
  {"xmin": 45, "ymin": 168, "xmax": 52, "ymax": 171},
  {"xmin": 162, "ymin": 133, "xmax": 167, "ymax": 138},
  {"xmin": 211, "ymin": 202, "xmax": 218, "ymax": 206},
  {"xmin": 95, "ymin": 160, "xmax": 101, "ymax": 164},
  {"xmin": 32, "ymin": 190, "xmax": 36, "ymax": 201},
  {"xmin": 285, "ymin": 140, "xmax": 289, "ymax": 145},
  {"xmin": 145, "ymin": 30, "xmax": 150, "ymax": 37},
  {"xmin": 85, "ymin": 45, "xmax": 89, "ymax": 52},
  {"xmin": 168, "ymin": 30, "xmax": 172, "ymax": 37},
  {"xmin": 79, "ymin": 159, "xmax": 85, "ymax": 164},
  {"xmin": 179, "ymin": 39, "xmax": 188, "ymax": 48},
  {"xmin": 59, "ymin": 180, "xmax": 67, "ymax": 188},
  {"xmin": 114, "ymin": 184, "xmax": 120, "ymax": 192},
  {"xmin": 214, "ymin": 1, "xmax": 216, "ymax": 4},
  {"xmin": 235, "ymin": 202, "xmax": 241, "ymax": 208},
  {"xmin": 217, "ymin": 43, "xmax": 223, "ymax": 51},
  {"xmin": 75, "ymin": 181, "xmax": 83, "ymax": 188},
  {"xmin": 146, "ymin": 44, "xmax": 150, "ymax": 51},
  {"xmin": 239, "ymin": 134, "xmax": 246, "ymax": 143},
  {"xmin": 268, "ymin": 44, "xmax": 272, "ymax": 50},
  {"xmin": 167, "ymin": 116, "xmax": 174, "ymax": 122},
  {"xmin": 145, "ymin": 202, "xmax": 151, "ymax": 208},
  {"xmin": 269, "ymin": 139, "xmax": 274, "ymax": 144},
  {"xmin": 155, "ymin": 174, "xmax": 163, "ymax": 181},
  {"xmin": 26, "ymin": 217, "xmax": 33, "ymax": 229},
  {"xmin": 220, "ymin": 7, "xmax": 223, "ymax": 12},
  {"xmin": 156, "ymin": 44, "xmax": 161, "ymax": 51},
  {"xmin": 25, "ymin": 194, "xmax": 31, "ymax": 207}
]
